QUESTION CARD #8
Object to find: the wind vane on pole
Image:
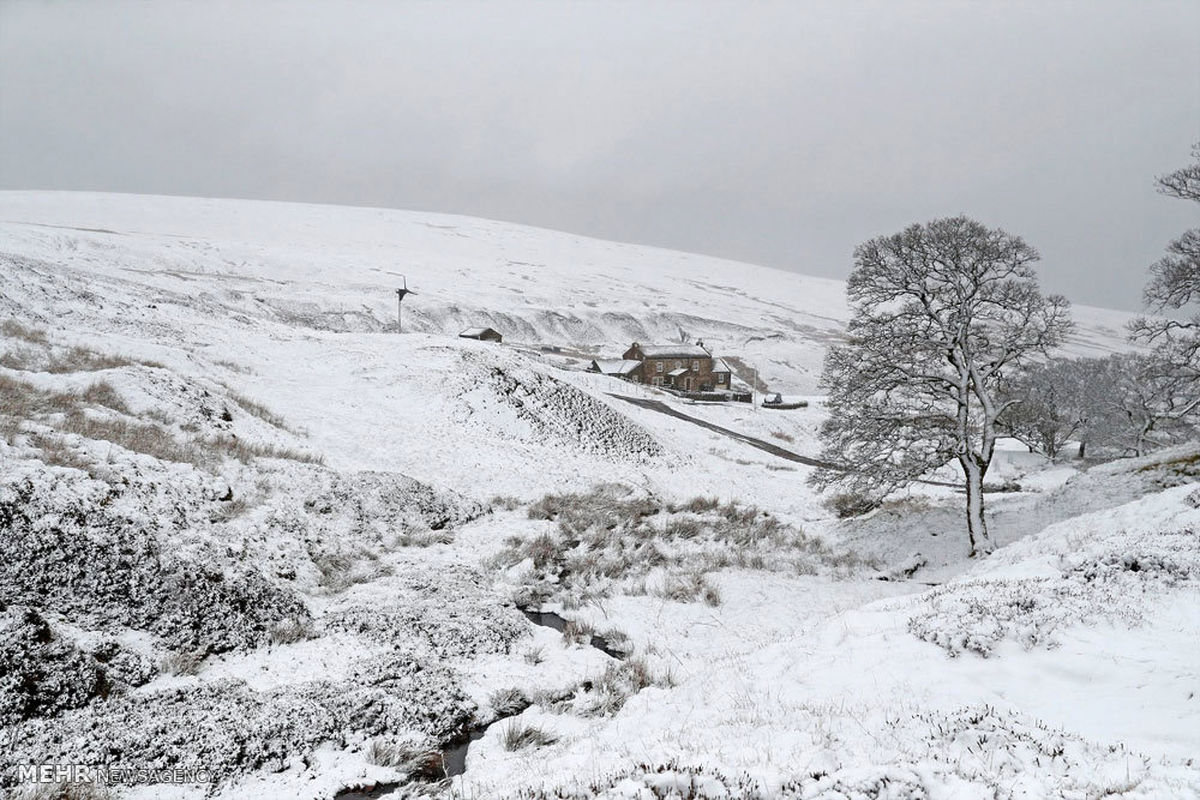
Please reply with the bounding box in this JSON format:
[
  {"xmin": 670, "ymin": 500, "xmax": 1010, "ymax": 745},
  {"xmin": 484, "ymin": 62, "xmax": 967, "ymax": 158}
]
[{"xmin": 395, "ymin": 276, "xmax": 415, "ymax": 333}]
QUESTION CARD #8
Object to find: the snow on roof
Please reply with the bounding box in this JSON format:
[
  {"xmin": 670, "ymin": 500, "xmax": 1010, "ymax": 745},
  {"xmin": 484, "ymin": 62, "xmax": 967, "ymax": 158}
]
[
  {"xmin": 593, "ymin": 359, "xmax": 641, "ymax": 375},
  {"xmin": 635, "ymin": 343, "xmax": 711, "ymax": 358},
  {"xmin": 459, "ymin": 327, "xmax": 495, "ymax": 337},
  {"xmin": 666, "ymin": 368, "xmax": 689, "ymax": 377},
  {"xmin": 711, "ymin": 358, "xmax": 732, "ymax": 373}
]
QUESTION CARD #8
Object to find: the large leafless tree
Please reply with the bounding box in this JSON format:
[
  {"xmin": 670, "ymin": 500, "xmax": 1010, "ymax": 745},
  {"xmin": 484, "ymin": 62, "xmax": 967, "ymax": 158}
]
[
  {"xmin": 1130, "ymin": 145, "xmax": 1200, "ymax": 375},
  {"xmin": 813, "ymin": 216, "xmax": 1071, "ymax": 556}
]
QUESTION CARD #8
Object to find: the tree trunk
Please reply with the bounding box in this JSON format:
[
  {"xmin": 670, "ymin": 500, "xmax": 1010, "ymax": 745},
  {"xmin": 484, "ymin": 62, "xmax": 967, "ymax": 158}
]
[
  {"xmin": 1078, "ymin": 440, "xmax": 1086, "ymax": 459},
  {"xmin": 960, "ymin": 456, "xmax": 992, "ymax": 557}
]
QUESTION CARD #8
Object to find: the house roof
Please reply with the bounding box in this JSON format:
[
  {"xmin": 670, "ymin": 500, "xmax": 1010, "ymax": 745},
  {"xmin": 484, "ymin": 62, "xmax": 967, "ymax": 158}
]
[
  {"xmin": 459, "ymin": 327, "xmax": 497, "ymax": 338},
  {"xmin": 593, "ymin": 359, "xmax": 641, "ymax": 376},
  {"xmin": 711, "ymin": 358, "xmax": 732, "ymax": 373},
  {"xmin": 666, "ymin": 368, "xmax": 688, "ymax": 377},
  {"xmin": 632, "ymin": 343, "xmax": 711, "ymax": 358}
]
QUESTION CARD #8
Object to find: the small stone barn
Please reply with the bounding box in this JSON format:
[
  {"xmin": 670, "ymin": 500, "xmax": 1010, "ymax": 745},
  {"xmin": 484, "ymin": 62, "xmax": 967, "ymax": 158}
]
[
  {"xmin": 589, "ymin": 358, "xmax": 642, "ymax": 378},
  {"xmin": 459, "ymin": 327, "xmax": 502, "ymax": 343}
]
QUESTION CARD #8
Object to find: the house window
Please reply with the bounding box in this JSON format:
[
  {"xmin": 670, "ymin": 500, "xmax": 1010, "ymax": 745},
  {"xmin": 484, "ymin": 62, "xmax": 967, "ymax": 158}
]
[
  {"xmin": 652, "ymin": 376, "xmax": 662, "ymax": 386},
  {"xmin": 692, "ymin": 360, "xmax": 699, "ymax": 371},
  {"xmin": 675, "ymin": 360, "xmax": 683, "ymax": 370},
  {"xmin": 656, "ymin": 361, "xmax": 663, "ymax": 372},
  {"xmin": 717, "ymin": 374, "xmax": 726, "ymax": 384}
]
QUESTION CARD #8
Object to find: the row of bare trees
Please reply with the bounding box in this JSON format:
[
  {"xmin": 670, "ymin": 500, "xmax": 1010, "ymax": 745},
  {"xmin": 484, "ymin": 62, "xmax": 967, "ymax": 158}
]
[
  {"xmin": 813, "ymin": 145, "xmax": 1200, "ymax": 557},
  {"xmin": 999, "ymin": 353, "xmax": 1199, "ymax": 461}
]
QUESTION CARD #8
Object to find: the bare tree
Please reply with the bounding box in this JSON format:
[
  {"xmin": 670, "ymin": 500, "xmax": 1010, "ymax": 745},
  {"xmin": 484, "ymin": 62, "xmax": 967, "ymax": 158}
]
[
  {"xmin": 998, "ymin": 359, "xmax": 1091, "ymax": 459},
  {"xmin": 1003, "ymin": 354, "xmax": 1197, "ymax": 460},
  {"xmin": 1100, "ymin": 352, "xmax": 1199, "ymax": 457},
  {"xmin": 1003, "ymin": 353, "xmax": 1199, "ymax": 462},
  {"xmin": 813, "ymin": 216, "xmax": 1071, "ymax": 556},
  {"xmin": 1130, "ymin": 144, "xmax": 1200, "ymax": 375}
]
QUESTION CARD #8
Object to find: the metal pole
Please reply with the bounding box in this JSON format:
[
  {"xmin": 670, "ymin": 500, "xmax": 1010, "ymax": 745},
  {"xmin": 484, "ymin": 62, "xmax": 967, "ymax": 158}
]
[{"xmin": 396, "ymin": 275, "xmax": 407, "ymax": 333}]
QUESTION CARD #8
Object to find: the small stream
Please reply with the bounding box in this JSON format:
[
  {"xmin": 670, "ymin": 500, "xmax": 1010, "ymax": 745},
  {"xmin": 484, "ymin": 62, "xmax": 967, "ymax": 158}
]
[
  {"xmin": 519, "ymin": 608, "xmax": 628, "ymax": 660},
  {"xmin": 335, "ymin": 607, "xmax": 623, "ymax": 798}
]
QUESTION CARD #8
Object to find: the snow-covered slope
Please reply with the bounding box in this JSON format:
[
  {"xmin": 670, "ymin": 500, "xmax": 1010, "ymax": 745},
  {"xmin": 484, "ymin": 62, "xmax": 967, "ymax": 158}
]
[
  {"xmin": 1, "ymin": 192, "xmax": 1193, "ymax": 800},
  {"xmin": 0, "ymin": 191, "xmax": 1137, "ymax": 395}
]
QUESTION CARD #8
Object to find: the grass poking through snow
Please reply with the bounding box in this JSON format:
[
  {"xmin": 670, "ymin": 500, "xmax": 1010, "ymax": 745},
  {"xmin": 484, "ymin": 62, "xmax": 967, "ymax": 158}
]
[
  {"xmin": 500, "ymin": 721, "xmax": 558, "ymax": 751},
  {"xmin": 495, "ymin": 484, "xmax": 856, "ymax": 608}
]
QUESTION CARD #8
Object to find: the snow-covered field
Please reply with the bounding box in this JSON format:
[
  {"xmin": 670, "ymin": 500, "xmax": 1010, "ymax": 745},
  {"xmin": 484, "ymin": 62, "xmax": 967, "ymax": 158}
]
[{"xmin": 0, "ymin": 192, "xmax": 1195, "ymax": 799}]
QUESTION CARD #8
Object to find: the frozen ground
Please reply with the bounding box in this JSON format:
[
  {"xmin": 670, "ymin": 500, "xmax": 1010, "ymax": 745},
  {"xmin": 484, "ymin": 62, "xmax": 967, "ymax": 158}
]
[{"xmin": 0, "ymin": 193, "xmax": 1195, "ymax": 799}]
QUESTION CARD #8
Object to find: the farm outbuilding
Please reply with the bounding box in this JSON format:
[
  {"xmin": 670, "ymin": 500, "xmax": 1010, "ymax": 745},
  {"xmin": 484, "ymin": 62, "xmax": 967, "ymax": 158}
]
[
  {"xmin": 459, "ymin": 327, "xmax": 503, "ymax": 343},
  {"xmin": 589, "ymin": 358, "xmax": 642, "ymax": 378}
]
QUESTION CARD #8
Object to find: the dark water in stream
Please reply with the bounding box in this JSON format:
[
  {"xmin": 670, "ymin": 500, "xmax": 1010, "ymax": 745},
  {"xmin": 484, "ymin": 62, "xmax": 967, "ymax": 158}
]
[
  {"xmin": 518, "ymin": 608, "xmax": 627, "ymax": 660},
  {"xmin": 335, "ymin": 607, "xmax": 623, "ymax": 798}
]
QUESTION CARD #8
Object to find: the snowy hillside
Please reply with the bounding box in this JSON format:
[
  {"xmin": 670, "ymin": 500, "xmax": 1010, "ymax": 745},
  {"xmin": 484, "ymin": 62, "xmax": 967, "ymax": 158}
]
[
  {"xmin": 1, "ymin": 192, "xmax": 1195, "ymax": 800},
  {"xmin": 0, "ymin": 191, "xmax": 1136, "ymax": 395}
]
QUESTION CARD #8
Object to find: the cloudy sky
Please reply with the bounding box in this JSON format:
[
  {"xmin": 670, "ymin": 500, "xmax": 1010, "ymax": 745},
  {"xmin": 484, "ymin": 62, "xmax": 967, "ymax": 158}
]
[{"xmin": 1, "ymin": 1, "xmax": 1197, "ymax": 311}]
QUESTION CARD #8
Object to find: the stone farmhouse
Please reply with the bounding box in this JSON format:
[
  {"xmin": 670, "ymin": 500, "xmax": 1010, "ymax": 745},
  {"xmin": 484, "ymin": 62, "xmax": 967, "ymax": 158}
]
[{"xmin": 591, "ymin": 341, "xmax": 732, "ymax": 391}]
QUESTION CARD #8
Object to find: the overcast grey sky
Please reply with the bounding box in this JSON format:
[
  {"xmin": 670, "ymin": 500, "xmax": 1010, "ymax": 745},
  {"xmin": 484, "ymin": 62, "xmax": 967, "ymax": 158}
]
[{"xmin": 1, "ymin": 1, "xmax": 1197, "ymax": 310}]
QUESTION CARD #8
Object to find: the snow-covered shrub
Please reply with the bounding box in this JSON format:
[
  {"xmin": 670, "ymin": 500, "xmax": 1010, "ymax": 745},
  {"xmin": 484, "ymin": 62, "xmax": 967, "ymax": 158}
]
[
  {"xmin": 858, "ymin": 704, "xmax": 1184, "ymax": 799},
  {"xmin": 0, "ymin": 367, "xmax": 320, "ymax": 468},
  {"xmin": 782, "ymin": 767, "xmax": 932, "ymax": 799},
  {"xmin": 827, "ymin": 492, "xmax": 881, "ymax": 518},
  {"xmin": 499, "ymin": 721, "xmax": 558, "ymax": 751},
  {"xmin": 260, "ymin": 469, "xmax": 484, "ymax": 580},
  {"xmin": 505, "ymin": 760, "xmax": 767, "ymax": 799},
  {"xmin": 222, "ymin": 388, "xmax": 290, "ymax": 431},
  {"xmin": 1141, "ymin": 449, "xmax": 1200, "ymax": 489},
  {"xmin": 527, "ymin": 483, "xmax": 661, "ymax": 528},
  {"xmin": 312, "ymin": 551, "xmax": 383, "ymax": 593},
  {"xmin": 0, "ymin": 375, "xmax": 109, "ymax": 439},
  {"xmin": 0, "ymin": 473, "xmax": 310, "ymax": 655},
  {"xmin": 908, "ymin": 528, "xmax": 1199, "ymax": 656},
  {"xmin": 0, "ymin": 608, "xmax": 155, "ymax": 726},
  {"xmin": 535, "ymin": 657, "xmax": 674, "ymax": 718},
  {"xmin": 655, "ymin": 570, "xmax": 722, "ymax": 606},
  {"xmin": 491, "ymin": 494, "xmax": 523, "ymax": 511},
  {"xmin": 366, "ymin": 732, "xmax": 442, "ymax": 778},
  {"xmin": 266, "ymin": 616, "xmax": 316, "ymax": 646},
  {"xmin": 0, "ymin": 318, "xmax": 48, "ymax": 344},
  {"xmin": 0, "ymin": 322, "xmax": 152, "ymax": 374},
  {"xmin": 506, "ymin": 705, "xmax": 1191, "ymax": 800},
  {"xmin": 330, "ymin": 653, "xmax": 475, "ymax": 739},
  {"xmin": 58, "ymin": 412, "xmax": 196, "ymax": 464},
  {"xmin": 199, "ymin": 433, "xmax": 324, "ymax": 465},
  {"xmin": 327, "ymin": 598, "xmax": 525, "ymax": 659},
  {"xmin": 908, "ymin": 577, "xmax": 1097, "ymax": 656},
  {"xmin": 488, "ymin": 688, "xmax": 532, "ymax": 717},
  {"xmin": 560, "ymin": 618, "xmax": 596, "ymax": 646},
  {"xmin": 498, "ymin": 486, "xmax": 844, "ymax": 606},
  {"xmin": 325, "ymin": 563, "xmax": 526, "ymax": 659},
  {"xmin": 5, "ymin": 655, "xmax": 473, "ymax": 790},
  {"xmin": 1065, "ymin": 529, "xmax": 1199, "ymax": 584},
  {"xmin": 27, "ymin": 432, "xmax": 96, "ymax": 473},
  {"xmin": 670, "ymin": 496, "xmax": 721, "ymax": 514}
]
